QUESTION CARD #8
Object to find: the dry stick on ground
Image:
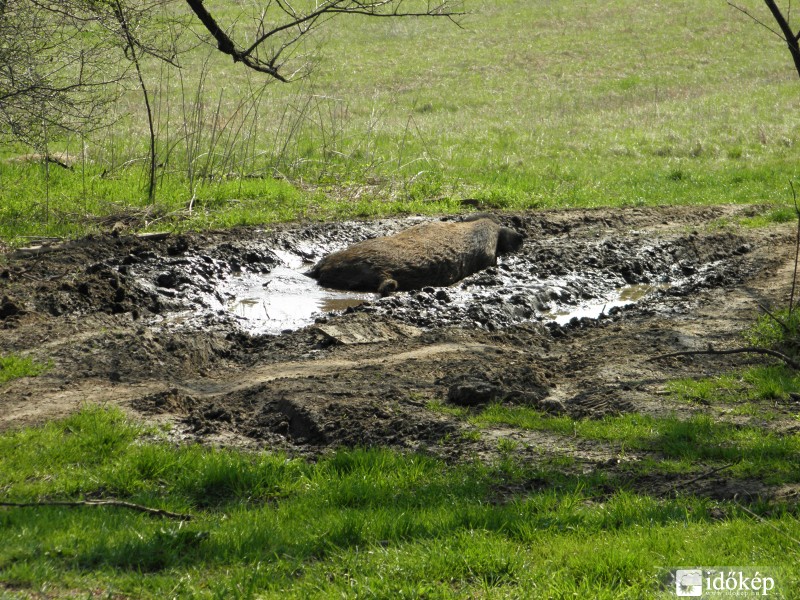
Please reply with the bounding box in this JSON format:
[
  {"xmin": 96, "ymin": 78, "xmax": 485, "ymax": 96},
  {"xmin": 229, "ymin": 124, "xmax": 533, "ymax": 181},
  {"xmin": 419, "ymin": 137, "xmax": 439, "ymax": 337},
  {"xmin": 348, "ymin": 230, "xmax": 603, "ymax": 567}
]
[
  {"xmin": 0, "ymin": 499, "xmax": 194, "ymax": 521},
  {"xmin": 649, "ymin": 346, "xmax": 800, "ymax": 370},
  {"xmin": 733, "ymin": 495, "xmax": 800, "ymax": 549},
  {"xmin": 670, "ymin": 461, "xmax": 740, "ymax": 494}
]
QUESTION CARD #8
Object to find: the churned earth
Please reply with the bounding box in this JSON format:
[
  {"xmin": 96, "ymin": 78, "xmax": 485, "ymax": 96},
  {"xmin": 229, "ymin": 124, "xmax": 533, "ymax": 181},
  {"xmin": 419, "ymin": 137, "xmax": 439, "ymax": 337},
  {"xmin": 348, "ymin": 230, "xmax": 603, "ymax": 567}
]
[{"xmin": 1, "ymin": 204, "xmax": 797, "ymax": 500}]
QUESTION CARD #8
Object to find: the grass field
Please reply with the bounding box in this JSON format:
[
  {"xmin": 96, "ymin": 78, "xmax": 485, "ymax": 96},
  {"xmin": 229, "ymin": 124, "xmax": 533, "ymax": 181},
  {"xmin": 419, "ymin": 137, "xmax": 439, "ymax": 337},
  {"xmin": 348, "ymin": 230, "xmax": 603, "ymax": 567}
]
[
  {"xmin": 3, "ymin": 2, "xmax": 800, "ymax": 598},
  {"xmin": 1, "ymin": 407, "xmax": 798, "ymax": 598},
  {"xmin": 1, "ymin": 0, "xmax": 799, "ymax": 241}
]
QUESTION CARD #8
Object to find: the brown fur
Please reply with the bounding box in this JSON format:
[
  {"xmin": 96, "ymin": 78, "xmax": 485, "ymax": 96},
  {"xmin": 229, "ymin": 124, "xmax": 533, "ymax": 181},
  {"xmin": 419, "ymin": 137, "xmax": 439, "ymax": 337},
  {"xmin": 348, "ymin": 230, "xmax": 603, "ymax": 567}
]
[{"xmin": 307, "ymin": 218, "xmax": 524, "ymax": 294}]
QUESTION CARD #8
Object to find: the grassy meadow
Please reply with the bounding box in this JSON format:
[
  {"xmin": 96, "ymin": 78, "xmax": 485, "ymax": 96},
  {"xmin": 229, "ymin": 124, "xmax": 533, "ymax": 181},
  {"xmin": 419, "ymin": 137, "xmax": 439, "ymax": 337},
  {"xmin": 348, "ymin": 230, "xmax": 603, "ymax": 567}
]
[
  {"xmin": 3, "ymin": 2, "xmax": 800, "ymax": 597},
  {"xmin": 1, "ymin": 407, "xmax": 798, "ymax": 599},
  {"xmin": 1, "ymin": 0, "xmax": 799, "ymax": 241}
]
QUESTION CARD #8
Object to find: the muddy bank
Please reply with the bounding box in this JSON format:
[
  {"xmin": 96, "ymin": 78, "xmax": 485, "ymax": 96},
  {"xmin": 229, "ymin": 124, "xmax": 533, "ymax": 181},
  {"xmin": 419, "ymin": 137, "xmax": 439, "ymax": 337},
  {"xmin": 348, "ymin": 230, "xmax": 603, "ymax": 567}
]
[
  {"xmin": 1, "ymin": 204, "xmax": 798, "ymax": 500},
  {"xmin": 2, "ymin": 206, "xmax": 760, "ymax": 336}
]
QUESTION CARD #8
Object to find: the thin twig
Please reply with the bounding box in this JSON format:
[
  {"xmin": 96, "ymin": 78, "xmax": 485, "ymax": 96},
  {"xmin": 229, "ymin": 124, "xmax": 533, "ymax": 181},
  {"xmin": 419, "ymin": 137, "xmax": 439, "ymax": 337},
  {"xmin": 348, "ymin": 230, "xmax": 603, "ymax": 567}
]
[
  {"xmin": 733, "ymin": 495, "xmax": 800, "ymax": 548},
  {"xmin": 650, "ymin": 346, "xmax": 800, "ymax": 370},
  {"xmin": 0, "ymin": 499, "xmax": 193, "ymax": 521},
  {"xmin": 671, "ymin": 461, "xmax": 739, "ymax": 492},
  {"xmin": 758, "ymin": 303, "xmax": 790, "ymax": 333},
  {"xmin": 184, "ymin": 0, "xmax": 464, "ymax": 81},
  {"xmin": 790, "ymin": 181, "xmax": 799, "ymax": 313},
  {"xmin": 113, "ymin": 0, "xmax": 156, "ymax": 204},
  {"xmin": 727, "ymin": 1, "xmax": 784, "ymax": 39}
]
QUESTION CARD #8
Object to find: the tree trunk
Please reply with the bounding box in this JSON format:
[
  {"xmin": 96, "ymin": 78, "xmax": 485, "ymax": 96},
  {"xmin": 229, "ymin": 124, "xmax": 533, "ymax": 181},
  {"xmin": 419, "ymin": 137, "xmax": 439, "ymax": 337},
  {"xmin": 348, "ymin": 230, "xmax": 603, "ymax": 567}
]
[{"xmin": 763, "ymin": 0, "xmax": 800, "ymax": 78}]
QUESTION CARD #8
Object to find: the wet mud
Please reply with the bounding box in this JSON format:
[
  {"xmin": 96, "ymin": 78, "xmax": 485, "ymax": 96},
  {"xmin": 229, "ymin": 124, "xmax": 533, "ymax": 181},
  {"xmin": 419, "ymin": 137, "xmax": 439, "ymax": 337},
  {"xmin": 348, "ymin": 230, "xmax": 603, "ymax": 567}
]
[{"xmin": 1, "ymin": 204, "xmax": 797, "ymax": 501}]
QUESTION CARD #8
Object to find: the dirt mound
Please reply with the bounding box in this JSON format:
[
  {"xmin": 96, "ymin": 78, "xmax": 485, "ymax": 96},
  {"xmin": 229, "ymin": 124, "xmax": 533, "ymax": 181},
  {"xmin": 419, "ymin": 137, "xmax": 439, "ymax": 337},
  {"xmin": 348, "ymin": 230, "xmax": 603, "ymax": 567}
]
[
  {"xmin": 132, "ymin": 388, "xmax": 199, "ymax": 415},
  {"xmin": 133, "ymin": 384, "xmax": 458, "ymax": 451},
  {"xmin": 245, "ymin": 394, "xmax": 457, "ymax": 449}
]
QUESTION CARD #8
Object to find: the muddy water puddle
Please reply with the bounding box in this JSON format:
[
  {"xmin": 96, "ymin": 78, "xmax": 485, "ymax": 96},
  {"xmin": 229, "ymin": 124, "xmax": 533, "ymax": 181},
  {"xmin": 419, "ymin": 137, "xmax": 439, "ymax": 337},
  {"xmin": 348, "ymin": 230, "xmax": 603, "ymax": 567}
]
[
  {"xmin": 222, "ymin": 260, "xmax": 668, "ymax": 334},
  {"xmin": 227, "ymin": 265, "xmax": 375, "ymax": 334},
  {"xmin": 547, "ymin": 284, "xmax": 667, "ymax": 325},
  {"xmin": 128, "ymin": 215, "xmax": 750, "ymax": 335},
  {"xmin": 221, "ymin": 246, "xmax": 375, "ymax": 334}
]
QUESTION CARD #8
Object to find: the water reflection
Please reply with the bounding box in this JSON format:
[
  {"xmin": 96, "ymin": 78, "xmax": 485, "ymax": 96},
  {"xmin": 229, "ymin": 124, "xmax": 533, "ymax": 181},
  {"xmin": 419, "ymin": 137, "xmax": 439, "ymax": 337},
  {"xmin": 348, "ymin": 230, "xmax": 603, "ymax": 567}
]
[
  {"xmin": 228, "ymin": 266, "xmax": 374, "ymax": 334},
  {"xmin": 549, "ymin": 284, "xmax": 663, "ymax": 325}
]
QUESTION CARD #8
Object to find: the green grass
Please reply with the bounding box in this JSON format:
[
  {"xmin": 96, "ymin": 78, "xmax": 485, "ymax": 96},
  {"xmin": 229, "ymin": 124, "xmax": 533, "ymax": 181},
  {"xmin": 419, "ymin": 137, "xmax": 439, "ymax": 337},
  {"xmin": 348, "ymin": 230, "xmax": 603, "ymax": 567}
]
[
  {"xmin": 739, "ymin": 205, "xmax": 799, "ymax": 227},
  {"xmin": 0, "ymin": 354, "xmax": 49, "ymax": 384},
  {"xmin": 666, "ymin": 370, "xmax": 784, "ymax": 420},
  {"xmin": 666, "ymin": 374, "xmax": 740, "ymax": 404},
  {"xmin": 426, "ymin": 399, "xmax": 470, "ymax": 418},
  {"xmin": 1, "ymin": 407, "xmax": 799, "ymax": 598},
  {"xmin": 666, "ymin": 365, "xmax": 800, "ymax": 406},
  {"xmin": 0, "ymin": 159, "xmax": 466, "ymax": 242},
  {"xmin": 471, "ymin": 406, "xmax": 800, "ymax": 485},
  {"xmin": 745, "ymin": 308, "xmax": 800, "ymax": 351},
  {"xmin": 3, "ymin": 0, "xmax": 800, "ymax": 240}
]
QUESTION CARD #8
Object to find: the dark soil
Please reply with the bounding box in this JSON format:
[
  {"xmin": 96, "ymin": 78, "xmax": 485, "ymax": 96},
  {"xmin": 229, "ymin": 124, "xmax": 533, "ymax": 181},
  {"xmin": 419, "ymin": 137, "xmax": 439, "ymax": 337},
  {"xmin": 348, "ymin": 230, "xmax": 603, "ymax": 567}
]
[{"xmin": 2, "ymin": 204, "xmax": 798, "ymax": 502}]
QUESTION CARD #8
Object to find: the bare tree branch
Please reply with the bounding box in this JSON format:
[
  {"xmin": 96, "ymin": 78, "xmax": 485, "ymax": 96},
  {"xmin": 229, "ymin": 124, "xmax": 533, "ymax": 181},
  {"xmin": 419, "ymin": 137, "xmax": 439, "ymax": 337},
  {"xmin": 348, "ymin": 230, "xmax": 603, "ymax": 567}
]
[
  {"xmin": 0, "ymin": 0, "xmax": 173, "ymax": 148},
  {"xmin": 763, "ymin": 0, "xmax": 800, "ymax": 76},
  {"xmin": 183, "ymin": 0, "xmax": 289, "ymax": 80},
  {"xmin": 729, "ymin": 1, "xmax": 800, "ymax": 76},
  {"xmin": 183, "ymin": 0, "xmax": 465, "ymax": 81},
  {"xmin": 1, "ymin": 0, "xmax": 464, "ymax": 155}
]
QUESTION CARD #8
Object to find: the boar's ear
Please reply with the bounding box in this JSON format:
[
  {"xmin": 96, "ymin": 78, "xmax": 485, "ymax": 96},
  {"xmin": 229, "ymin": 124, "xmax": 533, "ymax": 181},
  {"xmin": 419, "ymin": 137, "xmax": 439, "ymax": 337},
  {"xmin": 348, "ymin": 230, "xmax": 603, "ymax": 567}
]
[
  {"xmin": 378, "ymin": 278, "xmax": 398, "ymax": 296},
  {"xmin": 497, "ymin": 228, "xmax": 525, "ymax": 254}
]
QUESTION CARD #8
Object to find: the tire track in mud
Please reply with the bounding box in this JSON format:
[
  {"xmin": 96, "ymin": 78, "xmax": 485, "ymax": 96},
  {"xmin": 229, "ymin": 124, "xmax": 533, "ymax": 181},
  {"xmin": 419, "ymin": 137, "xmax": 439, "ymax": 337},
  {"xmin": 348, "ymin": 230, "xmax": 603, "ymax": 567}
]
[
  {"xmin": 0, "ymin": 341, "xmax": 499, "ymax": 430},
  {"xmin": 186, "ymin": 342, "xmax": 498, "ymax": 394}
]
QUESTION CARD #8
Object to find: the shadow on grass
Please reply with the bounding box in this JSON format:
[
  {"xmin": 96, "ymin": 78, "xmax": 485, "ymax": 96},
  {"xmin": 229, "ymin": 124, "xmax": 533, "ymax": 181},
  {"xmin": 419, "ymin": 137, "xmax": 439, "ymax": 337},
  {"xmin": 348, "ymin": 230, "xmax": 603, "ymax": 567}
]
[
  {"xmin": 2, "ymin": 407, "xmax": 798, "ymax": 579},
  {"xmin": 474, "ymin": 405, "xmax": 800, "ymax": 487}
]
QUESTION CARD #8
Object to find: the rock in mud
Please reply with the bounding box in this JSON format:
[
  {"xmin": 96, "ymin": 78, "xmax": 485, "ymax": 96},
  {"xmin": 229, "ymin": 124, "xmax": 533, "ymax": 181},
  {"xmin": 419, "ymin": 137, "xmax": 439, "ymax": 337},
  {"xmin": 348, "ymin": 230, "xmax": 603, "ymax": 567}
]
[
  {"xmin": 447, "ymin": 381, "xmax": 504, "ymax": 406},
  {"xmin": 312, "ymin": 314, "xmax": 422, "ymax": 345},
  {"xmin": 0, "ymin": 296, "xmax": 22, "ymax": 321}
]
